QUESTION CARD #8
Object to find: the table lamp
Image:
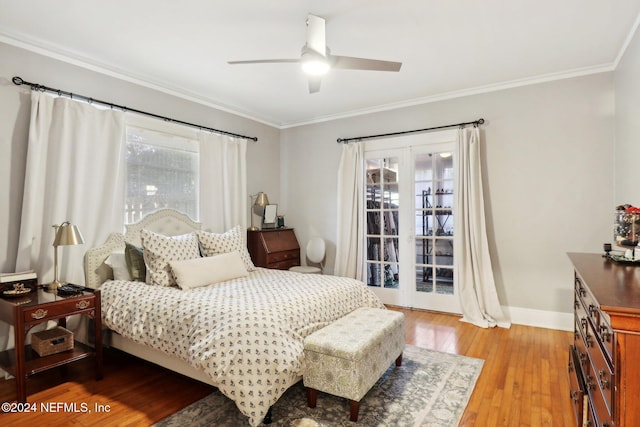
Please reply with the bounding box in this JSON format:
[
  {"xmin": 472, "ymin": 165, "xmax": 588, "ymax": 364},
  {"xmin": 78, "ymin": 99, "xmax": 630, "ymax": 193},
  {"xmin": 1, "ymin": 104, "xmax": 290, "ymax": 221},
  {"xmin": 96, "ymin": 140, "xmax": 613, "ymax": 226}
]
[
  {"xmin": 248, "ymin": 192, "xmax": 269, "ymax": 230},
  {"xmin": 48, "ymin": 221, "xmax": 84, "ymax": 291}
]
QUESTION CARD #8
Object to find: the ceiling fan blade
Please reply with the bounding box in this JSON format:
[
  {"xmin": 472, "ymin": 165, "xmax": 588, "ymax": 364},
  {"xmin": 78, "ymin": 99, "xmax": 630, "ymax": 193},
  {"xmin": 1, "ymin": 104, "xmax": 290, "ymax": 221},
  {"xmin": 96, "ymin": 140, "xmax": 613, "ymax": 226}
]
[
  {"xmin": 331, "ymin": 55, "xmax": 402, "ymax": 72},
  {"xmin": 308, "ymin": 76, "xmax": 322, "ymax": 94},
  {"xmin": 306, "ymin": 14, "xmax": 326, "ymax": 56},
  {"xmin": 228, "ymin": 59, "xmax": 299, "ymax": 65}
]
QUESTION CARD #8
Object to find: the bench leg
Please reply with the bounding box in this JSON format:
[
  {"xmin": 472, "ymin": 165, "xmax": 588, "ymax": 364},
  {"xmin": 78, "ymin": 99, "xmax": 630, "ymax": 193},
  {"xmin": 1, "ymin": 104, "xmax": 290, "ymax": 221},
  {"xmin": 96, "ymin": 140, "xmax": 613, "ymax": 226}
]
[
  {"xmin": 396, "ymin": 352, "xmax": 403, "ymax": 367},
  {"xmin": 306, "ymin": 387, "xmax": 317, "ymax": 408},
  {"xmin": 350, "ymin": 400, "xmax": 360, "ymax": 422}
]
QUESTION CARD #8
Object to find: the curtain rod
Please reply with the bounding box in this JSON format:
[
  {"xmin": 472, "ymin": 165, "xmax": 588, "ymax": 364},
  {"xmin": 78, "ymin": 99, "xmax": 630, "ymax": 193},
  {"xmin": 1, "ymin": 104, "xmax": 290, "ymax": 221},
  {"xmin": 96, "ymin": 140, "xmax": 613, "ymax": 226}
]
[
  {"xmin": 12, "ymin": 76, "xmax": 258, "ymax": 142},
  {"xmin": 336, "ymin": 118, "xmax": 485, "ymax": 143}
]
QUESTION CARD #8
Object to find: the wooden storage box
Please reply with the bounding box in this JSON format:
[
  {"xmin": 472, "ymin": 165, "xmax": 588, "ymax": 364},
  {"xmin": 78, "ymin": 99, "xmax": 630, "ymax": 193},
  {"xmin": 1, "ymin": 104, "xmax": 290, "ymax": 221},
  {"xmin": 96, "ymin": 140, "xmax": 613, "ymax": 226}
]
[{"xmin": 31, "ymin": 326, "xmax": 73, "ymax": 357}]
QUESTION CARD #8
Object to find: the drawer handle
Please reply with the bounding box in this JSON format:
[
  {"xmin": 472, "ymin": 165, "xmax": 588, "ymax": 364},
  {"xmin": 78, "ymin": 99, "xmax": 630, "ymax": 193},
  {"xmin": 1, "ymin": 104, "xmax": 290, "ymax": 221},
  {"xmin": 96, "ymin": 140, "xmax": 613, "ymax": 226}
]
[
  {"xmin": 580, "ymin": 318, "xmax": 587, "ymax": 331},
  {"xmin": 585, "ymin": 333, "xmax": 593, "ymax": 347},
  {"xmin": 586, "ymin": 374, "xmax": 596, "ymax": 390},
  {"xmin": 600, "ymin": 325, "xmax": 612, "ymax": 342},
  {"xmin": 31, "ymin": 309, "xmax": 48, "ymax": 319},
  {"xmin": 579, "ymin": 352, "xmax": 588, "ymax": 366},
  {"xmin": 599, "ymin": 369, "xmax": 611, "ymax": 389},
  {"xmin": 76, "ymin": 300, "xmax": 90, "ymax": 309}
]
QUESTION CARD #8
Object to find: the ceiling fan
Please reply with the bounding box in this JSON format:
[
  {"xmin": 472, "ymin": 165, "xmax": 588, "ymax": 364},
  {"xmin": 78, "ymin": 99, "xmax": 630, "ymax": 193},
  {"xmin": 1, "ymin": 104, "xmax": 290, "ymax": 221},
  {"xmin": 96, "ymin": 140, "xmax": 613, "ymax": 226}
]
[{"xmin": 228, "ymin": 14, "xmax": 402, "ymax": 93}]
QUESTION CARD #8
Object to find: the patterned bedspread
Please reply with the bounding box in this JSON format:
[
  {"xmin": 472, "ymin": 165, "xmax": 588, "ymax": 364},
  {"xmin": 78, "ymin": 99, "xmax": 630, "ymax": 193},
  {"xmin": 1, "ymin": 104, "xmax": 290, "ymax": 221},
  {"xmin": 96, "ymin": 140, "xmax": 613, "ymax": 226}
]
[{"xmin": 100, "ymin": 268, "xmax": 384, "ymax": 426}]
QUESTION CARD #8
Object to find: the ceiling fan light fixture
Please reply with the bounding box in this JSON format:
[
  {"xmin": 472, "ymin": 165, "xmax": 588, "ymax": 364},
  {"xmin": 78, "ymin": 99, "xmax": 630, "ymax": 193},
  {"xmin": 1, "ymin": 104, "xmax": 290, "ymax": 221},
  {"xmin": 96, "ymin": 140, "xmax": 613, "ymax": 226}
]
[{"xmin": 301, "ymin": 50, "xmax": 330, "ymax": 76}]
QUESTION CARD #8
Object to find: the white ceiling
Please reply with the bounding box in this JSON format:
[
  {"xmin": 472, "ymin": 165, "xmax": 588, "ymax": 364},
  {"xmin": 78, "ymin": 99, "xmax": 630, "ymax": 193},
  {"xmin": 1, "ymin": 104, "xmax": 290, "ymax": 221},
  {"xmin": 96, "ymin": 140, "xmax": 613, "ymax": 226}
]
[{"xmin": 1, "ymin": 1, "xmax": 639, "ymax": 128}]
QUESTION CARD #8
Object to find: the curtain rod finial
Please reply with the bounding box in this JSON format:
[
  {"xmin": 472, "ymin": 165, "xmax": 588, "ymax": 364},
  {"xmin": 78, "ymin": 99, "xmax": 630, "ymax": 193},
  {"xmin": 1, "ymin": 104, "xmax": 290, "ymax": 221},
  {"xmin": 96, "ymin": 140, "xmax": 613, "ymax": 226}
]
[{"xmin": 12, "ymin": 76, "xmax": 24, "ymax": 86}]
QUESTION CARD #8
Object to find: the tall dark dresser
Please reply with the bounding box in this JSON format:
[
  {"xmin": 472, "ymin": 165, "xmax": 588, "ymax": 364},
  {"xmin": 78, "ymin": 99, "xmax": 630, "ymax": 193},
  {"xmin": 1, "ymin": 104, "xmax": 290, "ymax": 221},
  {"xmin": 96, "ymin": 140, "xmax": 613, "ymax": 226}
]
[{"xmin": 568, "ymin": 252, "xmax": 640, "ymax": 427}]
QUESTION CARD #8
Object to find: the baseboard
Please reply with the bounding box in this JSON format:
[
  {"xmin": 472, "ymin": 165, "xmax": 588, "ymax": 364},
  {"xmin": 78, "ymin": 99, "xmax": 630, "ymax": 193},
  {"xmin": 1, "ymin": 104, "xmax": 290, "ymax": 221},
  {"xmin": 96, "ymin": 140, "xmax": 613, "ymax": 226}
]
[{"xmin": 503, "ymin": 305, "xmax": 573, "ymax": 331}]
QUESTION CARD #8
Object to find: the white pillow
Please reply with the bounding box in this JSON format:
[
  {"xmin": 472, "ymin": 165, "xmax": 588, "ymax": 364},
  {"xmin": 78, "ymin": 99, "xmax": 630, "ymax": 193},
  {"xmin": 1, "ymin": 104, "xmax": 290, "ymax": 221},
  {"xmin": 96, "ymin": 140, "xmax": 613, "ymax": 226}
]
[
  {"xmin": 140, "ymin": 229, "xmax": 201, "ymax": 287},
  {"xmin": 104, "ymin": 251, "xmax": 133, "ymax": 281},
  {"xmin": 170, "ymin": 251, "xmax": 249, "ymax": 290},
  {"xmin": 197, "ymin": 226, "xmax": 256, "ymax": 271}
]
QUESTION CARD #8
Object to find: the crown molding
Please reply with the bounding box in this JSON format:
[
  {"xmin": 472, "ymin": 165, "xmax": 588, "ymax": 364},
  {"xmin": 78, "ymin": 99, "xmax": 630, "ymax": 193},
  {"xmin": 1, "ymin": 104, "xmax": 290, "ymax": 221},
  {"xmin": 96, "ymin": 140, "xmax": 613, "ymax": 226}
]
[{"xmin": 0, "ymin": 27, "xmax": 621, "ymax": 130}]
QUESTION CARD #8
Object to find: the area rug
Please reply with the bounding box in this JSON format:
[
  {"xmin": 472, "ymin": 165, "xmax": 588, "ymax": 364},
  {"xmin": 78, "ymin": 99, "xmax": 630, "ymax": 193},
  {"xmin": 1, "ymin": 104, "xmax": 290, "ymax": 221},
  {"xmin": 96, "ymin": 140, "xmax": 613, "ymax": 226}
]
[{"xmin": 154, "ymin": 345, "xmax": 483, "ymax": 427}]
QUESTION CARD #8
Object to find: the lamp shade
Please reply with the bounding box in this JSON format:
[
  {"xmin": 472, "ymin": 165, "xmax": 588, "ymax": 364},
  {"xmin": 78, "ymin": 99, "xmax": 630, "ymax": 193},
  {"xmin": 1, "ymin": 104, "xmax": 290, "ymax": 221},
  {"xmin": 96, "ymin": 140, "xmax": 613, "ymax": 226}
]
[
  {"xmin": 254, "ymin": 192, "xmax": 270, "ymax": 207},
  {"xmin": 53, "ymin": 222, "xmax": 85, "ymax": 247}
]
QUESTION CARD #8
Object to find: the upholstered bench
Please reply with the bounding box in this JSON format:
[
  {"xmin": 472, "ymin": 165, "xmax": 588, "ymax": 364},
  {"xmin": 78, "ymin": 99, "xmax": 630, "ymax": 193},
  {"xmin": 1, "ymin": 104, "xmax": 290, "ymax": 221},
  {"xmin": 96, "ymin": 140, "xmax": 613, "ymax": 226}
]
[{"xmin": 303, "ymin": 307, "xmax": 405, "ymax": 422}]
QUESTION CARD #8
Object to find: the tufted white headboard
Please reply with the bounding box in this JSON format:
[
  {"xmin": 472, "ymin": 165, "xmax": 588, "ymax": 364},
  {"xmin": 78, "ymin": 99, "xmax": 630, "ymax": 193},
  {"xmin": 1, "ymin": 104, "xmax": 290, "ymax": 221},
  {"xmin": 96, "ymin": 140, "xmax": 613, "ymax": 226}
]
[{"xmin": 83, "ymin": 209, "xmax": 201, "ymax": 289}]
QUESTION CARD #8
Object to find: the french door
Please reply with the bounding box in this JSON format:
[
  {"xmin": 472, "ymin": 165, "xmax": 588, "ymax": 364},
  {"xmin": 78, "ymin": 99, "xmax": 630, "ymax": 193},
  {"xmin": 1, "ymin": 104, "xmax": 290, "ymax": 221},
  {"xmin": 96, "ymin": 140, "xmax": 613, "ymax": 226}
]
[{"xmin": 363, "ymin": 131, "xmax": 461, "ymax": 313}]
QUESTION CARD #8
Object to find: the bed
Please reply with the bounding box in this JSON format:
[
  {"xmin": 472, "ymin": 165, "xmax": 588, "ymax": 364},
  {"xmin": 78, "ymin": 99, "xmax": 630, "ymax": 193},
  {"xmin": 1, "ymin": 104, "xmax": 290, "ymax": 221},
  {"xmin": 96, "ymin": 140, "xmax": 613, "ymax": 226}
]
[{"xmin": 83, "ymin": 209, "xmax": 384, "ymax": 426}]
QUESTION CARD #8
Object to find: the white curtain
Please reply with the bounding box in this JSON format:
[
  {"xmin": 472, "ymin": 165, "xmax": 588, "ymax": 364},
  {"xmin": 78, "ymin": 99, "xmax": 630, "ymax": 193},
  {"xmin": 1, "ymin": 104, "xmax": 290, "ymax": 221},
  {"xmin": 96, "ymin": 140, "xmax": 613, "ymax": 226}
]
[
  {"xmin": 456, "ymin": 127, "xmax": 510, "ymax": 328},
  {"xmin": 15, "ymin": 91, "xmax": 125, "ymax": 285},
  {"xmin": 198, "ymin": 132, "xmax": 247, "ymax": 231},
  {"xmin": 0, "ymin": 92, "xmax": 125, "ymax": 375},
  {"xmin": 334, "ymin": 142, "xmax": 365, "ymax": 279}
]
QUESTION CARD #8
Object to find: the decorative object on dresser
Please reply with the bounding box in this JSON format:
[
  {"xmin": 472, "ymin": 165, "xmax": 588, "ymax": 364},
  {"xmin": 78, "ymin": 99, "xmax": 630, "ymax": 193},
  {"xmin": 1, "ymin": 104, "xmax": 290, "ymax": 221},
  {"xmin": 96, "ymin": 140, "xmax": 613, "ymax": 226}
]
[
  {"xmin": 247, "ymin": 228, "xmax": 301, "ymax": 269},
  {"xmin": 248, "ymin": 192, "xmax": 270, "ymax": 230},
  {"xmin": 289, "ymin": 237, "xmax": 325, "ymax": 274},
  {"xmin": 0, "ymin": 287, "xmax": 103, "ymax": 402},
  {"xmin": 568, "ymin": 252, "xmax": 640, "ymax": 427},
  {"xmin": 49, "ymin": 221, "xmax": 85, "ymax": 291}
]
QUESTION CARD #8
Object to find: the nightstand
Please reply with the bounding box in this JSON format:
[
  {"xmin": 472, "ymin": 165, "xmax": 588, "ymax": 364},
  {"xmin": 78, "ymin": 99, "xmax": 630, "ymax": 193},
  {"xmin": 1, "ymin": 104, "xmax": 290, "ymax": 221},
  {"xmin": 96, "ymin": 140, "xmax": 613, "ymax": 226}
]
[
  {"xmin": 247, "ymin": 228, "xmax": 301, "ymax": 269},
  {"xmin": 0, "ymin": 286, "xmax": 103, "ymax": 402}
]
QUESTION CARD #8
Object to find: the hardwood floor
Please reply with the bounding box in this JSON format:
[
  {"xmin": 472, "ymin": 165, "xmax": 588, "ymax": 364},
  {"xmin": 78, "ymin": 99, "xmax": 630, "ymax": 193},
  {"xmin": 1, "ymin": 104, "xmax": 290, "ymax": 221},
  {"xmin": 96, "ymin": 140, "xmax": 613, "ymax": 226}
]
[{"xmin": 0, "ymin": 307, "xmax": 574, "ymax": 426}]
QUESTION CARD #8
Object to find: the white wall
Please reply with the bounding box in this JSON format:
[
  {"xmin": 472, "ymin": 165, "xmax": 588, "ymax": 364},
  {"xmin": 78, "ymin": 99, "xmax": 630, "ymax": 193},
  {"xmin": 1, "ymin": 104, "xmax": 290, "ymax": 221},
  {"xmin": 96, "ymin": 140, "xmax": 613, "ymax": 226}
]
[
  {"xmin": 0, "ymin": 42, "xmax": 281, "ymax": 273},
  {"xmin": 281, "ymin": 73, "xmax": 615, "ymax": 315},
  {"xmin": 615, "ymin": 24, "xmax": 640, "ymax": 206}
]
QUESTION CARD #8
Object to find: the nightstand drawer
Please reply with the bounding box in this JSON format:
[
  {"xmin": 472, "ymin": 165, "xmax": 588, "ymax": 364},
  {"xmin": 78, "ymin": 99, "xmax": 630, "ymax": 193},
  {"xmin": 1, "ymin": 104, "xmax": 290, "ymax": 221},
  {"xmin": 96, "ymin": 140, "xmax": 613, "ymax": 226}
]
[{"xmin": 23, "ymin": 296, "xmax": 95, "ymax": 322}]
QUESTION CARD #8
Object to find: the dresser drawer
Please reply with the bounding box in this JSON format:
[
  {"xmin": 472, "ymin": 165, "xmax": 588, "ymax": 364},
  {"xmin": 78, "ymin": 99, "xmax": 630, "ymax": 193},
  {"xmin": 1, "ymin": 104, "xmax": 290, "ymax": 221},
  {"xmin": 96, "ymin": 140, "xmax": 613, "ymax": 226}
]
[
  {"xmin": 576, "ymin": 277, "xmax": 600, "ymax": 325},
  {"xmin": 574, "ymin": 320, "xmax": 589, "ymax": 371},
  {"xmin": 266, "ymin": 249, "xmax": 300, "ymax": 264},
  {"xmin": 595, "ymin": 311, "xmax": 614, "ymax": 363},
  {"xmin": 576, "ymin": 276, "xmax": 615, "ymax": 366},
  {"xmin": 575, "ymin": 291, "xmax": 589, "ymax": 338},
  {"xmin": 268, "ymin": 259, "xmax": 300, "ymax": 270},
  {"xmin": 23, "ymin": 296, "xmax": 95, "ymax": 323},
  {"xmin": 585, "ymin": 321, "xmax": 614, "ymax": 417},
  {"xmin": 568, "ymin": 345, "xmax": 587, "ymax": 427}
]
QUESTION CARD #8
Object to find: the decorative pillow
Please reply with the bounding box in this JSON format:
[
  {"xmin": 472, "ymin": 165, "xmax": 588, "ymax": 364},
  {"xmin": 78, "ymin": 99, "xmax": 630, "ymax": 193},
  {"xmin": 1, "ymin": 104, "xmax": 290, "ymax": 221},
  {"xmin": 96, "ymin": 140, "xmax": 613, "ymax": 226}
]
[
  {"xmin": 104, "ymin": 251, "xmax": 132, "ymax": 281},
  {"xmin": 170, "ymin": 251, "xmax": 249, "ymax": 290},
  {"xmin": 125, "ymin": 242, "xmax": 146, "ymax": 282},
  {"xmin": 140, "ymin": 229, "xmax": 201, "ymax": 287},
  {"xmin": 197, "ymin": 226, "xmax": 256, "ymax": 271}
]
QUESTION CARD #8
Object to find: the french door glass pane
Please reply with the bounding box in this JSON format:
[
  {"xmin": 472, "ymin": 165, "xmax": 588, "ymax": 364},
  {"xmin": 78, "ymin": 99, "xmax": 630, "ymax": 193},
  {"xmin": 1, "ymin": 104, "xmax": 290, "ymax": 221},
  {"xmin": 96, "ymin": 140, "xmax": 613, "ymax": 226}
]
[
  {"xmin": 366, "ymin": 157, "xmax": 399, "ymax": 288},
  {"xmin": 414, "ymin": 151, "xmax": 454, "ymax": 295}
]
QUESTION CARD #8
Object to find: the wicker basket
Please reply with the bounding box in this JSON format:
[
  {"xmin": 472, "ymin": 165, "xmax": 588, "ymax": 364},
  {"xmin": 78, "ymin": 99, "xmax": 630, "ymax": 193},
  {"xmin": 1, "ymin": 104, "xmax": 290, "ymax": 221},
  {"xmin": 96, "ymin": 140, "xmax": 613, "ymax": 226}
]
[{"xmin": 31, "ymin": 326, "xmax": 73, "ymax": 357}]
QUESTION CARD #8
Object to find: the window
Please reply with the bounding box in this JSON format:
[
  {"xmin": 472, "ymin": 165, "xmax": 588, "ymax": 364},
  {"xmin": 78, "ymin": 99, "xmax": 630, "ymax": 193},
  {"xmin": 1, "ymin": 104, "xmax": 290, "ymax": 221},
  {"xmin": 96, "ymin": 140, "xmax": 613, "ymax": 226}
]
[{"xmin": 125, "ymin": 125, "xmax": 199, "ymax": 224}]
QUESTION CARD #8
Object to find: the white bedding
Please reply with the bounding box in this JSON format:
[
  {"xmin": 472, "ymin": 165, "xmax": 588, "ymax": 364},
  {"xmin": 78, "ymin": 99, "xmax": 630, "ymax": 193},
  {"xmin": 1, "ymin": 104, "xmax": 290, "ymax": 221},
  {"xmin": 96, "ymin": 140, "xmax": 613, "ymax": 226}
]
[{"xmin": 100, "ymin": 267, "xmax": 384, "ymax": 426}]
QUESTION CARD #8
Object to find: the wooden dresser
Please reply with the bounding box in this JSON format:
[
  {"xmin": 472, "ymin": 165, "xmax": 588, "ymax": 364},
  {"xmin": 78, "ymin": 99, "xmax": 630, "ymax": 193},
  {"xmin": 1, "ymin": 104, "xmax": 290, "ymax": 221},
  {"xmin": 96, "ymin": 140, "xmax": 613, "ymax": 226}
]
[
  {"xmin": 568, "ymin": 253, "xmax": 640, "ymax": 427},
  {"xmin": 247, "ymin": 228, "xmax": 300, "ymax": 270}
]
